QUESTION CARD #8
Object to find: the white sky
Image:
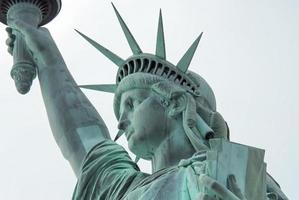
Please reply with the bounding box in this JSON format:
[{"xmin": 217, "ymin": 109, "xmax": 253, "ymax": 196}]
[{"xmin": 0, "ymin": 0, "xmax": 297, "ymax": 199}]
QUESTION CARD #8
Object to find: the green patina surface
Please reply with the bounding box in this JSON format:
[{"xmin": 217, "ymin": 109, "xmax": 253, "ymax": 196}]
[{"xmin": 2, "ymin": 1, "xmax": 288, "ymax": 199}]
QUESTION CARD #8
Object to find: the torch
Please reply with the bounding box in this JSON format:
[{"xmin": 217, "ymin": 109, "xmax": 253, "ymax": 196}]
[{"xmin": 0, "ymin": 0, "xmax": 61, "ymax": 94}]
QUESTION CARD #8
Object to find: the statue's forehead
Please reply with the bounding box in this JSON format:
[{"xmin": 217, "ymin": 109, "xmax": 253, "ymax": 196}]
[{"xmin": 120, "ymin": 88, "xmax": 153, "ymax": 103}]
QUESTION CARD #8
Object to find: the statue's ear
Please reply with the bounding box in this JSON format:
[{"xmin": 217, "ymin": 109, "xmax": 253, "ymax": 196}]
[{"xmin": 168, "ymin": 92, "xmax": 187, "ymax": 117}]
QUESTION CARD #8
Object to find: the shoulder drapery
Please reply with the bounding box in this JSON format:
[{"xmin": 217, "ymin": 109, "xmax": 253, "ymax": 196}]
[{"xmin": 72, "ymin": 139, "xmax": 148, "ymax": 200}]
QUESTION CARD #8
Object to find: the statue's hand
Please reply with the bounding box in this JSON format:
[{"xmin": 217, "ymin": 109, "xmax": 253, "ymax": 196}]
[
  {"xmin": 266, "ymin": 192, "xmax": 278, "ymax": 200},
  {"xmin": 198, "ymin": 174, "xmax": 247, "ymax": 200},
  {"xmin": 5, "ymin": 27, "xmax": 15, "ymax": 55},
  {"xmin": 5, "ymin": 18, "xmax": 62, "ymax": 68}
]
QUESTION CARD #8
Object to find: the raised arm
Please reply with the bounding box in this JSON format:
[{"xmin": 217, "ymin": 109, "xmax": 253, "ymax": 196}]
[{"xmin": 7, "ymin": 18, "xmax": 110, "ymax": 176}]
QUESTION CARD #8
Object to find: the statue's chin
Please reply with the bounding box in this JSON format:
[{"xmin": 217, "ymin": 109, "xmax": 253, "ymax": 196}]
[{"xmin": 127, "ymin": 138, "xmax": 152, "ymax": 160}]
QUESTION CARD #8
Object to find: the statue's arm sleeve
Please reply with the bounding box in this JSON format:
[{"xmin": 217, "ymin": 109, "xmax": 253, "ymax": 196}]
[
  {"xmin": 36, "ymin": 30, "xmax": 110, "ymax": 176},
  {"xmin": 72, "ymin": 139, "xmax": 146, "ymax": 200}
]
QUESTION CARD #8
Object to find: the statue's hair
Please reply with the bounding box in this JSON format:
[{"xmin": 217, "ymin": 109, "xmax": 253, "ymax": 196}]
[
  {"xmin": 114, "ymin": 72, "xmax": 216, "ymax": 118},
  {"xmin": 113, "ymin": 72, "xmax": 228, "ymax": 150},
  {"xmin": 150, "ymin": 78, "xmax": 229, "ymax": 144}
]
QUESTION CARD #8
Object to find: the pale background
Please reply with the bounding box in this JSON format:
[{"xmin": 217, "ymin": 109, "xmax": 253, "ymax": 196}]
[{"xmin": 0, "ymin": 0, "xmax": 297, "ymax": 199}]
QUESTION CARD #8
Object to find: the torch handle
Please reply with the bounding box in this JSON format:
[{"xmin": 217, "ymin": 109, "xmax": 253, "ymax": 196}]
[
  {"xmin": 6, "ymin": 3, "xmax": 42, "ymax": 94},
  {"xmin": 10, "ymin": 29, "xmax": 36, "ymax": 94}
]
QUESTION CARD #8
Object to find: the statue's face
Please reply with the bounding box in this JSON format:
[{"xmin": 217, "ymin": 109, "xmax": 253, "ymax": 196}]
[{"xmin": 119, "ymin": 88, "xmax": 171, "ymax": 159}]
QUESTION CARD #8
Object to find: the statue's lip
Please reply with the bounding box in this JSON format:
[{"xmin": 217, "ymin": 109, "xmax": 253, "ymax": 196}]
[{"xmin": 126, "ymin": 130, "xmax": 134, "ymax": 140}]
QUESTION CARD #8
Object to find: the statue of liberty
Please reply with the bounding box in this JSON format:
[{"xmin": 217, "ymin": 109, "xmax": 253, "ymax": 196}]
[{"xmin": 4, "ymin": 2, "xmax": 288, "ymax": 200}]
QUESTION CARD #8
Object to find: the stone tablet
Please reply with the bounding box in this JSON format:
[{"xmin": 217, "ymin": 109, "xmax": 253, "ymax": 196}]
[{"xmin": 206, "ymin": 139, "xmax": 267, "ymax": 200}]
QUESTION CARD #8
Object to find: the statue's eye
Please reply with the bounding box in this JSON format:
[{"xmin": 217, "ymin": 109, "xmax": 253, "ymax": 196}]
[
  {"xmin": 126, "ymin": 99, "xmax": 142, "ymax": 111},
  {"xmin": 133, "ymin": 100, "xmax": 141, "ymax": 108},
  {"xmin": 126, "ymin": 99, "xmax": 134, "ymax": 110}
]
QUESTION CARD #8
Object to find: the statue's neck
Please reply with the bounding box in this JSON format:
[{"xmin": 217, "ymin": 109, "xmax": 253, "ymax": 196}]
[{"xmin": 151, "ymin": 125, "xmax": 196, "ymax": 173}]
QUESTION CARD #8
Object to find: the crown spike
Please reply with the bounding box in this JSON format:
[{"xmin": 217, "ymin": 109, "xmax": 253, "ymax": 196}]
[
  {"xmin": 176, "ymin": 32, "xmax": 203, "ymax": 73},
  {"xmin": 155, "ymin": 9, "xmax": 166, "ymax": 59},
  {"xmin": 79, "ymin": 84, "xmax": 117, "ymax": 93},
  {"xmin": 111, "ymin": 3, "xmax": 142, "ymax": 55},
  {"xmin": 114, "ymin": 130, "xmax": 125, "ymax": 141},
  {"xmin": 75, "ymin": 29, "xmax": 124, "ymax": 67}
]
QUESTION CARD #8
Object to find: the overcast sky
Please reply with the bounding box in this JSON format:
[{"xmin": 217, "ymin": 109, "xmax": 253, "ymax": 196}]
[{"xmin": 0, "ymin": 0, "xmax": 297, "ymax": 199}]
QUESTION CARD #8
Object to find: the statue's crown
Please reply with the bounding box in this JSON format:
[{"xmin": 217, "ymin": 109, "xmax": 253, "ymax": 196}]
[{"xmin": 76, "ymin": 3, "xmax": 203, "ymax": 96}]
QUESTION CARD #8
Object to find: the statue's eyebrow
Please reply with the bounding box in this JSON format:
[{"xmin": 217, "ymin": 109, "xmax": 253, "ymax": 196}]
[
  {"xmin": 123, "ymin": 96, "xmax": 133, "ymax": 106},
  {"xmin": 133, "ymin": 90, "xmax": 151, "ymax": 100},
  {"xmin": 121, "ymin": 90, "xmax": 150, "ymax": 108}
]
